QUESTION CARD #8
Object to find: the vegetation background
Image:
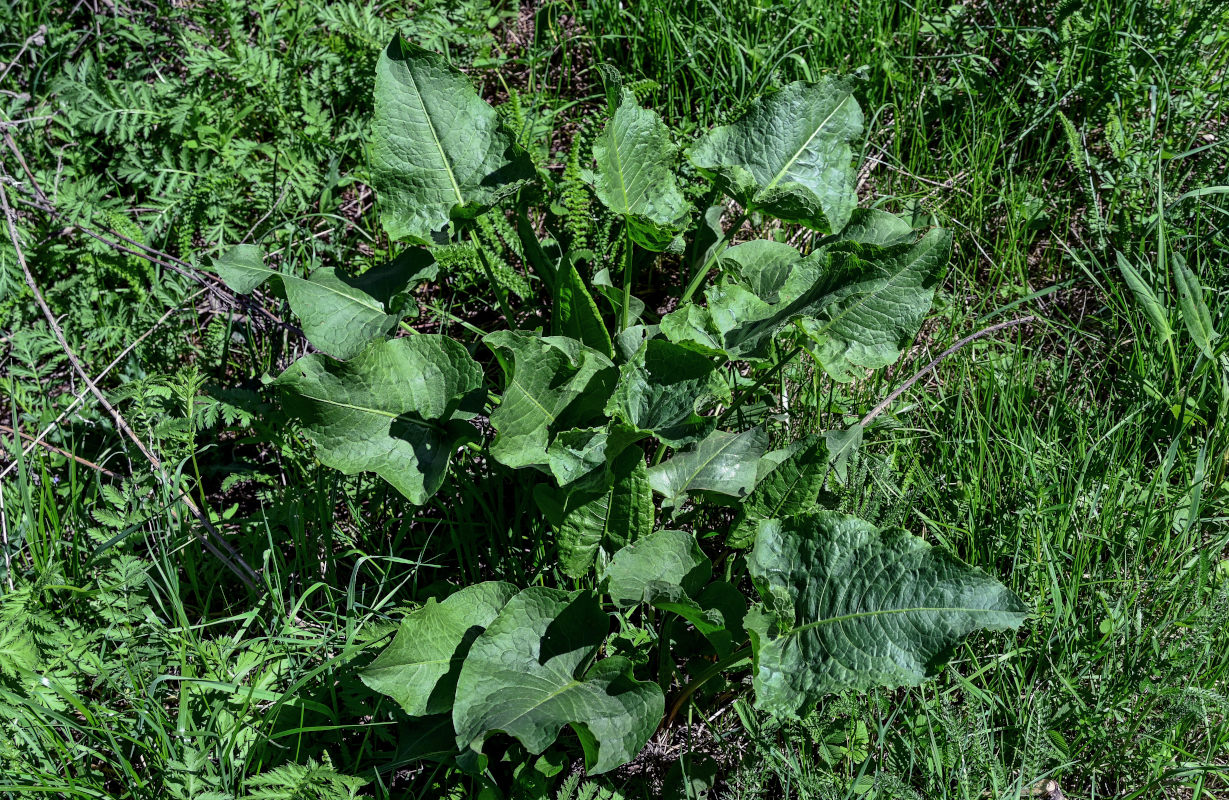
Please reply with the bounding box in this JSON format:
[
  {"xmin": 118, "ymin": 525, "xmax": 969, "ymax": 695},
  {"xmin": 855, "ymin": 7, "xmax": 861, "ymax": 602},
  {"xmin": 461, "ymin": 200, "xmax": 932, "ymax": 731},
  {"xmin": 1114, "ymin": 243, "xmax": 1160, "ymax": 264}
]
[{"xmin": 0, "ymin": 0, "xmax": 1227, "ymax": 797}]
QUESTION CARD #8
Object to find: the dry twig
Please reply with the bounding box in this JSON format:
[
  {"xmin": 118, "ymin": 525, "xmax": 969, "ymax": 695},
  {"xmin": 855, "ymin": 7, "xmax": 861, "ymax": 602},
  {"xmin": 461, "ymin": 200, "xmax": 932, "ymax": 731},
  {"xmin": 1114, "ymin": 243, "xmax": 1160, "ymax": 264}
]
[{"xmin": 0, "ymin": 174, "xmax": 259, "ymax": 589}]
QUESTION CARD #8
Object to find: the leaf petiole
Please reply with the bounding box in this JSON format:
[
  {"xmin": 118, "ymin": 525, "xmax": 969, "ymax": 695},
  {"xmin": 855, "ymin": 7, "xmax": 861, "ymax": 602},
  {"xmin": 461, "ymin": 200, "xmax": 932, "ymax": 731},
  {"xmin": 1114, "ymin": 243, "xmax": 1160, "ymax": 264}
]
[{"xmin": 679, "ymin": 209, "xmax": 748, "ymax": 304}]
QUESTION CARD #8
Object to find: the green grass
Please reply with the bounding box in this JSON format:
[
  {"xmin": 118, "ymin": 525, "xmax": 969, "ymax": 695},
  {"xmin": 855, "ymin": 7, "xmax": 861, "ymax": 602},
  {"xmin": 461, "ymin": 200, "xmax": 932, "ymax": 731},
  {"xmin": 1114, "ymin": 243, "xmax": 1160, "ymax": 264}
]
[{"xmin": 2, "ymin": 0, "xmax": 1228, "ymax": 797}]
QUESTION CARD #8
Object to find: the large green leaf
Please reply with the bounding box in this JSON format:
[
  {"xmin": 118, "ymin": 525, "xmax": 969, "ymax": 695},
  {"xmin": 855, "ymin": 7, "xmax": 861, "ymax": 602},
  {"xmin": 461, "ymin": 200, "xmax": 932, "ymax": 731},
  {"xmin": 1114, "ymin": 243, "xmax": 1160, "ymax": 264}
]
[
  {"xmin": 729, "ymin": 434, "xmax": 829, "ymax": 548},
  {"xmin": 587, "ymin": 87, "xmax": 689, "ymax": 251},
  {"xmin": 213, "ymin": 245, "xmax": 436, "ymax": 360},
  {"xmin": 484, "ymin": 331, "xmax": 618, "ymax": 469},
  {"xmin": 746, "ymin": 512, "xmax": 1027, "ymax": 718},
  {"xmin": 361, "ymin": 582, "xmax": 518, "ymax": 716},
  {"xmin": 648, "ymin": 427, "xmax": 768, "ymax": 506},
  {"xmin": 452, "ymin": 588, "xmax": 664, "ymax": 774},
  {"xmin": 554, "ymin": 258, "xmax": 614, "ymax": 358},
  {"xmin": 602, "ymin": 530, "xmax": 743, "ymax": 654},
  {"xmin": 272, "ymin": 336, "xmax": 483, "ymax": 503},
  {"xmin": 796, "ymin": 228, "xmax": 950, "ymax": 380},
  {"xmin": 670, "ymin": 228, "xmax": 950, "ymax": 374},
  {"xmin": 606, "ymin": 339, "xmax": 728, "ymax": 446},
  {"xmin": 372, "ymin": 36, "xmax": 533, "ymax": 244},
  {"xmin": 536, "ymin": 446, "xmax": 654, "ymax": 577},
  {"xmin": 688, "ymin": 79, "xmax": 863, "ymax": 233}
]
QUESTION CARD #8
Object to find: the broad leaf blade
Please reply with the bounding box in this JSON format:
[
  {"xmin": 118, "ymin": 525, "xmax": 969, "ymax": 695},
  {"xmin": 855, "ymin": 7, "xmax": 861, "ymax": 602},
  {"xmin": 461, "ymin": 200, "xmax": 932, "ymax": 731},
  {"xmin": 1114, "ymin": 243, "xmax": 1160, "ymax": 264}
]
[
  {"xmin": 213, "ymin": 244, "xmax": 273, "ymax": 293},
  {"xmin": 729, "ymin": 228, "xmax": 950, "ymax": 375},
  {"xmin": 484, "ymin": 331, "xmax": 618, "ymax": 469},
  {"xmin": 688, "ymin": 79, "xmax": 863, "ymax": 233},
  {"xmin": 213, "ymin": 246, "xmax": 437, "ymax": 360},
  {"xmin": 273, "ymin": 336, "xmax": 483, "ymax": 503},
  {"xmin": 453, "ymin": 588, "xmax": 664, "ymax": 774},
  {"xmin": 361, "ymin": 582, "xmax": 518, "ymax": 716},
  {"xmin": 372, "ymin": 36, "xmax": 533, "ymax": 244},
  {"xmin": 833, "ymin": 208, "xmax": 915, "ymax": 247},
  {"xmin": 606, "ymin": 339, "xmax": 727, "ymax": 446},
  {"xmin": 588, "ymin": 88, "xmax": 689, "ymax": 251},
  {"xmin": 603, "ymin": 529, "xmax": 711, "ymax": 607},
  {"xmin": 648, "ymin": 427, "xmax": 769, "ymax": 506},
  {"xmin": 747, "ymin": 512, "xmax": 1026, "ymax": 718}
]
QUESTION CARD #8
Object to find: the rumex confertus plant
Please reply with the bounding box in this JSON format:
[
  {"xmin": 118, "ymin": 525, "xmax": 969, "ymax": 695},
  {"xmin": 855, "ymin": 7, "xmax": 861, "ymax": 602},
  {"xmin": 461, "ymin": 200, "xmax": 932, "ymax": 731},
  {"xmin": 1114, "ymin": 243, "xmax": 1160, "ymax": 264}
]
[{"xmin": 214, "ymin": 35, "xmax": 1026, "ymax": 783}]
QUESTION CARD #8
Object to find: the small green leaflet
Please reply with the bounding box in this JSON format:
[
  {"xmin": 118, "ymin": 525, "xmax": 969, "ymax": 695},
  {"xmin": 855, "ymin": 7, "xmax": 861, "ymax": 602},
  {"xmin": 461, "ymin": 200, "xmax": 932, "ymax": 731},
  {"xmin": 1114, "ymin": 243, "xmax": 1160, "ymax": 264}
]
[
  {"xmin": 372, "ymin": 36, "xmax": 533, "ymax": 244},
  {"xmin": 688, "ymin": 78, "xmax": 863, "ymax": 233},
  {"xmin": 361, "ymin": 582, "xmax": 518, "ymax": 716},
  {"xmin": 648, "ymin": 427, "xmax": 768, "ymax": 506},
  {"xmin": 1171, "ymin": 254, "xmax": 1219, "ymax": 359},
  {"xmin": 273, "ymin": 336, "xmax": 483, "ymax": 504},
  {"xmin": 484, "ymin": 331, "xmax": 618, "ymax": 469},
  {"xmin": 212, "ymin": 245, "xmax": 436, "ymax": 360},
  {"xmin": 1115, "ymin": 251, "xmax": 1173, "ymax": 349},
  {"xmin": 728, "ymin": 434, "xmax": 829, "ymax": 548},
  {"xmin": 587, "ymin": 84, "xmax": 689, "ymax": 251},
  {"xmin": 452, "ymin": 588, "xmax": 664, "ymax": 775},
  {"xmin": 746, "ymin": 512, "xmax": 1027, "ymax": 718}
]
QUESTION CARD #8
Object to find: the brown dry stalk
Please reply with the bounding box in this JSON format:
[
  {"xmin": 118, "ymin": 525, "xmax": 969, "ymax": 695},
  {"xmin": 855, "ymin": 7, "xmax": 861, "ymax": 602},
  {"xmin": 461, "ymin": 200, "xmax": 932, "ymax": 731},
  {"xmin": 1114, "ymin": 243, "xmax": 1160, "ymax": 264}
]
[{"xmin": 859, "ymin": 315, "xmax": 1036, "ymax": 427}]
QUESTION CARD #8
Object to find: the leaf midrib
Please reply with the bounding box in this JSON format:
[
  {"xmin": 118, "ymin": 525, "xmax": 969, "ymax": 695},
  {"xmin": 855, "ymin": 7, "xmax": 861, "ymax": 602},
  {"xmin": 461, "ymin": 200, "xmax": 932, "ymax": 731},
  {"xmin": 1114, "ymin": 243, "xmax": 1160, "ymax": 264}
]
[
  {"xmin": 400, "ymin": 48, "xmax": 465, "ymax": 206},
  {"xmin": 761, "ymin": 90, "xmax": 854, "ymax": 196},
  {"xmin": 785, "ymin": 604, "xmax": 1013, "ymax": 637}
]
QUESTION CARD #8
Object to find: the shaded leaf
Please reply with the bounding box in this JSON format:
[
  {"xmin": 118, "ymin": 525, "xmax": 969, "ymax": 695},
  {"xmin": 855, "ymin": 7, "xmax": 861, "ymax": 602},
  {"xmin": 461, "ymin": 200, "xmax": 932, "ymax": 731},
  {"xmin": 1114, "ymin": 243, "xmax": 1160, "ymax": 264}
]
[
  {"xmin": 484, "ymin": 331, "xmax": 618, "ymax": 469},
  {"xmin": 729, "ymin": 434, "xmax": 829, "ymax": 547},
  {"xmin": 832, "ymin": 207, "xmax": 915, "ymax": 247},
  {"xmin": 603, "ymin": 530, "xmax": 741, "ymax": 654},
  {"xmin": 272, "ymin": 336, "xmax": 483, "ymax": 503},
  {"xmin": 554, "ymin": 258, "xmax": 614, "ymax": 358},
  {"xmin": 453, "ymin": 588, "xmax": 664, "ymax": 774},
  {"xmin": 537, "ymin": 446, "xmax": 654, "ymax": 577},
  {"xmin": 606, "ymin": 339, "xmax": 728, "ymax": 446}
]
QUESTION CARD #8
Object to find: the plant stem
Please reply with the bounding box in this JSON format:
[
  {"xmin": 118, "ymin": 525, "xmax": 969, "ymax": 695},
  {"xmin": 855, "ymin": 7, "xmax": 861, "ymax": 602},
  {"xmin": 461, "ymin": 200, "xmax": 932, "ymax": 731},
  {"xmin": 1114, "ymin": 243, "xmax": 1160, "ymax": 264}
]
[
  {"xmin": 679, "ymin": 209, "xmax": 748, "ymax": 305},
  {"xmin": 621, "ymin": 223, "xmax": 635, "ymax": 331},
  {"xmin": 664, "ymin": 643, "xmax": 752, "ymax": 729},
  {"xmin": 716, "ymin": 344, "xmax": 804, "ymax": 427},
  {"xmin": 468, "ymin": 228, "xmax": 517, "ymax": 326}
]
